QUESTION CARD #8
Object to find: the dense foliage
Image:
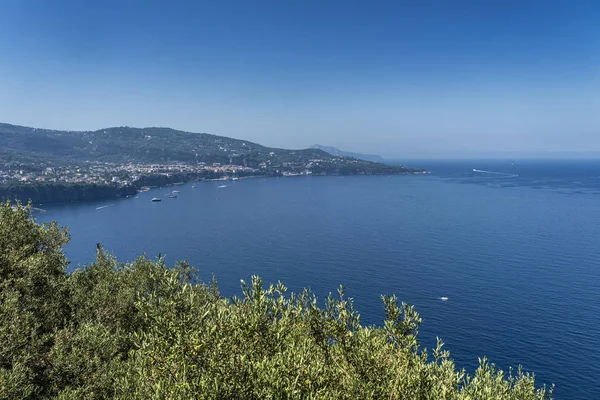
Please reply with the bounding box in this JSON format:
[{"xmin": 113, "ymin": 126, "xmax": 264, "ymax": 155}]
[
  {"xmin": 0, "ymin": 202, "xmax": 552, "ymax": 399},
  {"xmin": 0, "ymin": 182, "xmax": 138, "ymax": 204}
]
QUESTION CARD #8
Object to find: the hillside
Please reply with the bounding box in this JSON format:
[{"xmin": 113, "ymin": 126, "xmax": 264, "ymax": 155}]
[
  {"xmin": 0, "ymin": 123, "xmax": 407, "ymax": 172},
  {"xmin": 0, "ymin": 123, "xmax": 321, "ymax": 166}
]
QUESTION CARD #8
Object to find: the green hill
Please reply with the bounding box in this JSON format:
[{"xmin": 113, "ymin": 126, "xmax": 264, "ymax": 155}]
[
  {"xmin": 0, "ymin": 122, "xmax": 314, "ymax": 165},
  {"xmin": 0, "ymin": 123, "xmax": 419, "ymax": 174}
]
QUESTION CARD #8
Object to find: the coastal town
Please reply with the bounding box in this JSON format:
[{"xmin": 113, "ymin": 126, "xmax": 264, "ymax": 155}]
[
  {"xmin": 0, "ymin": 123, "xmax": 425, "ymax": 204},
  {"xmin": 0, "ymin": 157, "xmax": 349, "ymax": 189},
  {"xmin": 0, "ymin": 161, "xmax": 261, "ymax": 187}
]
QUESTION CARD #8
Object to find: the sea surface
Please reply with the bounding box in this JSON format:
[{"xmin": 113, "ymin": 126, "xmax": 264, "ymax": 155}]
[{"xmin": 38, "ymin": 159, "xmax": 600, "ymax": 399}]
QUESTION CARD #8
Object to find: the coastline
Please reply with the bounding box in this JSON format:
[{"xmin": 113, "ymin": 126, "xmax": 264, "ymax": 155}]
[{"xmin": 1, "ymin": 170, "xmax": 429, "ymax": 206}]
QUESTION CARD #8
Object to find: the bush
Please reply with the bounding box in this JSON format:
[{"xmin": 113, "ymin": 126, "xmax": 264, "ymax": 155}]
[{"xmin": 0, "ymin": 202, "xmax": 552, "ymax": 399}]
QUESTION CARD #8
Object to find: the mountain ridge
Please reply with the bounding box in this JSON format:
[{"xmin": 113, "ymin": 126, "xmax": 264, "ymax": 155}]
[
  {"xmin": 310, "ymin": 144, "xmax": 385, "ymax": 162},
  {"xmin": 0, "ymin": 122, "xmax": 310, "ymax": 165},
  {"xmin": 0, "ymin": 122, "xmax": 419, "ymax": 173}
]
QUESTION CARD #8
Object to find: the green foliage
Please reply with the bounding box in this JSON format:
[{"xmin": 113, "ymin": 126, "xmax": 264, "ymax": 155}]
[
  {"xmin": 0, "ymin": 122, "xmax": 321, "ymax": 165},
  {"xmin": 0, "ymin": 202, "xmax": 552, "ymax": 399},
  {"xmin": 0, "ymin": 201, "xmax": 70, "ymax": 398},
  {"xmin": 0, "ymin": 183, "xmax": 137, "ymax": 204}
]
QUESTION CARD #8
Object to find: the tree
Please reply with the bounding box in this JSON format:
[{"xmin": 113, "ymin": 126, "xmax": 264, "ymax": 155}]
[{"xmin": 0, "ymin": 201, "xmax": 69, "ymax": 398}]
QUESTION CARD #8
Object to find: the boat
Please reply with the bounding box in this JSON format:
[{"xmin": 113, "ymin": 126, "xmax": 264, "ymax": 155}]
[
  {"xmin": 440, "ymin": 297, "xmax": 449, "ymax": 302},
  {"xmin": 167, "ymin": 194, "xmax": 177, "ymax": 198},
  {"xmin": 151, "ymin": 197, "xmax": 161, "ymax": 202},
  {"xmin": 217, "ymin": 185, "xmax": 227, "ymax": 188},
  {"xmin": 172, "ymin": 190, "xmax": 180, "ymax": 194},
  {"xmin": 191, "ymin": 185, "xmax": 196, "ymax": 188}
]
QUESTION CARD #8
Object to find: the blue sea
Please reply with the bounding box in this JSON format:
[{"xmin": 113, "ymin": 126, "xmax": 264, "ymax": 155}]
[{"xmin": 38, "ymin": 159, "xmax": 600, "ymax": 399}]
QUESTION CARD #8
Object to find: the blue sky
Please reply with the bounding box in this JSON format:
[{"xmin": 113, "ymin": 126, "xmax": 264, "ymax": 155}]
[{"xmin": 1, "ymin": 0, "xmax": 599, "ymax": 157}]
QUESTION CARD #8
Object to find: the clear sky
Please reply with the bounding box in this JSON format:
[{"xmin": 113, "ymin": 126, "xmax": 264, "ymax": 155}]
[{"xmin": 1, "ymin": 0, "xmax": 599, "ymax": 157}]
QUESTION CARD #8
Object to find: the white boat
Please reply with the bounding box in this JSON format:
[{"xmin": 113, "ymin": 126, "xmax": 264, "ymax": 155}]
[
  {"xmin": 151, "ymin": 197, "xmax": 161, "ymax": 202},
  {"xmin": 440, "ymin": 297, "xmax": 449, "ymax": 301},
  {"xmin": 172, "ymin": 190, "xmax": 180, "ymax": 193}
]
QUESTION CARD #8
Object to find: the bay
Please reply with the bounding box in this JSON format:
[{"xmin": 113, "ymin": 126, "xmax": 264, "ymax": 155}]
[{"xmin": 38, "ymin": 159, "xmax": 600, "ymax": 399}]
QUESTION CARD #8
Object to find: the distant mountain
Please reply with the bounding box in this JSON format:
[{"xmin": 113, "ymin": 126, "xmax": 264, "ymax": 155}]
[
  {"xmin": 0, "ymin": 123, "xmax": 422, "ymax": 175},
  {"xmin": 310, "ymin": 145, "xmax": 385, "ymax": 163}
]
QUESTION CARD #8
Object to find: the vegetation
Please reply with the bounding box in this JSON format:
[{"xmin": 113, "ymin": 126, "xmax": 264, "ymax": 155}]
[
  {"xmin": 0, "ymin": 123, "xmax": 419, "ymax": 173},
  {"xmin": 0, "ymin": 202, "xmax": 552, "ymax": 399},
  {"xmin": 0, "ymin": 182, "xmax": 137, "ymax": 204}
]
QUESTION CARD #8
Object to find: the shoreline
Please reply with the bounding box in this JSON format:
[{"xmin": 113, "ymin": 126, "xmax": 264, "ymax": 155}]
[{"xmin": 2, "ymin": 171, "xmax": 429, "ymax": 206}]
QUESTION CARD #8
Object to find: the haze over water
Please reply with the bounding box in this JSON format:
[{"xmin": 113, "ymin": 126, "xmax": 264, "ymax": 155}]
[{"xmin": 38, "ymin": 160, "xmax": 600, "ymax": 400}]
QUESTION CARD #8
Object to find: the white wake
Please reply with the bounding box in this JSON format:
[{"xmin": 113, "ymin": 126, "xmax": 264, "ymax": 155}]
[{"xmin": 472, "ymin": 169, "xmax": 518, "ymax": 178}]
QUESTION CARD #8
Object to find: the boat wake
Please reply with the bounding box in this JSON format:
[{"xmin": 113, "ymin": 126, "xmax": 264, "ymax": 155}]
[
  {"xmin": 472, "ymin": 169, "xmax": 518, "ymax": 178},
  {"xmin": 95, "ymin": 204, "xmax": 114, "ymax": 210}
]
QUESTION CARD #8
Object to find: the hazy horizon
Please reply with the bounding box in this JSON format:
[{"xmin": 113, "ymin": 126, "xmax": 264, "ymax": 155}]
[
  {"xmin": 3, "ymin": 120, "xmax": 600, "ymax": 160},
  {"xmin": 1, "ymin": 1, "xmax": 599, "ymax": 158}
]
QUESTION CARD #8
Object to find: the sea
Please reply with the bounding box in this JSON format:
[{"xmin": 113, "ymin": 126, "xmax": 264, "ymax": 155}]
[{"xmin": 37, "ymin": 159, "xmax": 600, "ymax": 399}]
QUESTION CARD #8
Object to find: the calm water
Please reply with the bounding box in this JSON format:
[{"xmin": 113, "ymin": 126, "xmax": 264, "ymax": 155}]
[{"xmin": 38, "ymin": 160, "xmax": 600, "ymax": 399}]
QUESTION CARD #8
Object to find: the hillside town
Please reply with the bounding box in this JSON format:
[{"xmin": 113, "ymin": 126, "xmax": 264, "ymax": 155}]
[
  {"xmin": 0, "ymin": 162, "xmax": 255, "ymax": 186},
  {"xmin": 0, "ymin": 159, "xmax": 324, "ymax": 187}
]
